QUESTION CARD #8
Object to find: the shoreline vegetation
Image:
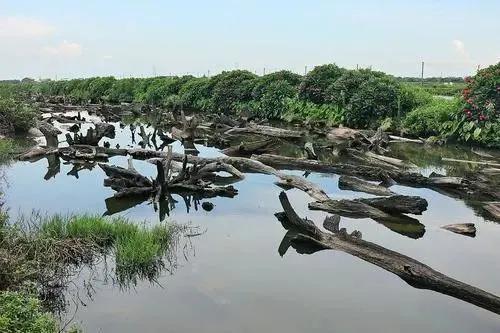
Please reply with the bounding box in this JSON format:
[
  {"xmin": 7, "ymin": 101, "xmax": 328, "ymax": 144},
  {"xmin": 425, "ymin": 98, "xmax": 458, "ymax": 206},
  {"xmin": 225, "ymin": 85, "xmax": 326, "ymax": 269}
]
[
  {"xmin": 0, "ymin": 62, "xmax": 498, "ymax": 147},
  {"xmin": 0, "ymin": 208, "xmax": 187, "ymax": 332}
]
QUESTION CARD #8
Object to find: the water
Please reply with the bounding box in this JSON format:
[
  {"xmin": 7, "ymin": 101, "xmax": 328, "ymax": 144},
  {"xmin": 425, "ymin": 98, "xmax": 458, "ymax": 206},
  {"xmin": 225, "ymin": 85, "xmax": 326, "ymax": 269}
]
[{"xmin": 2, "ymin": 115, "xmax": 500, "ymax": 332}]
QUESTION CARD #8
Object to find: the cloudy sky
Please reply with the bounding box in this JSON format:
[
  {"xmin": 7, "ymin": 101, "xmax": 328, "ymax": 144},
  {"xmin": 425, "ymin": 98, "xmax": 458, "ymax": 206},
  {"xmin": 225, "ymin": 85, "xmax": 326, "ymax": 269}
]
[{"xmin": 0, "ymin": 0, "xmax": 499, "ymax": 79}]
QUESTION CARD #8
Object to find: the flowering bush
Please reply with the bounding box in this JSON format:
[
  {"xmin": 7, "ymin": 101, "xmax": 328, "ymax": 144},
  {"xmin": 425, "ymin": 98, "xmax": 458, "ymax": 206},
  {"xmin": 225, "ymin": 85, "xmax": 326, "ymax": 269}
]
[{"xmin": 442, "ymin": 62, "xmax": 499, "ymax": 146}]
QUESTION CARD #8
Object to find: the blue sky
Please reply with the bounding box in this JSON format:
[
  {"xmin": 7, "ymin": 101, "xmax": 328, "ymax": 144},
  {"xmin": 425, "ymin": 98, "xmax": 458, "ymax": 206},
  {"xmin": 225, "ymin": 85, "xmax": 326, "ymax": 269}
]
[{"xmin": 0, "ymin": 0, "xmax": 498, "ymax": 79}]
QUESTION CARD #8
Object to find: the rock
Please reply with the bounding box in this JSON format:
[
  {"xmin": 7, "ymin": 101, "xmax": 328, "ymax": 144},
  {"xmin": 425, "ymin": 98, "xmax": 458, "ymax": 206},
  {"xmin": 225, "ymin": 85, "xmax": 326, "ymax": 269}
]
[{"xmin": 441, "ymin": 223, "xmax": 476, "ymax": 237}]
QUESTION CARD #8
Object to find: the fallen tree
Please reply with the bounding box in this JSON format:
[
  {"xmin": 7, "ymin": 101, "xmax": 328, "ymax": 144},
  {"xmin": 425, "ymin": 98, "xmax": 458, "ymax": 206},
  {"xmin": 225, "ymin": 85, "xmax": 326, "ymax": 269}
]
[
  {"xmin": 275, "ymin": 191, "xmax": 500, "ymax": 315},
  {"xmin": 224, "ymin": 124, "xmax": 304, "ymax": 139}
]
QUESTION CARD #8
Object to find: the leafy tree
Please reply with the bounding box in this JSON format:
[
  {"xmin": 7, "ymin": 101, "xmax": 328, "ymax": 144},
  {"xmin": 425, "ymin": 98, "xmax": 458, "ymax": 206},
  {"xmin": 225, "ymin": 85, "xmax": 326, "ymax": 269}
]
[
  {"xmin": 210, "ymin": 70, "xmax": 258, "ymax": 113},
  {"xmin": 251, "ymin": 80, "xmax": 296, "ymax": 118},
  {"xmin": 252, "ymin": 70, "xmax": 301, "ymax": 100},
  {"xmin": 299, "ymin": 64, "xmax": 344, "ymax": 104},
  {"xmin": 345, "ymin": 76, "xmax": 400, "ymax": 128}
]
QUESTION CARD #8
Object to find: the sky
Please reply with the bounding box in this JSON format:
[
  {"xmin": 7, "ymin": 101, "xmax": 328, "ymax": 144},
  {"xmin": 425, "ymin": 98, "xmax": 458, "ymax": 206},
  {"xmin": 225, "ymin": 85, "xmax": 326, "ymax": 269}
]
[{"xmin": 0, "ymin": 0, "xmax": 499, "ymax": 80}]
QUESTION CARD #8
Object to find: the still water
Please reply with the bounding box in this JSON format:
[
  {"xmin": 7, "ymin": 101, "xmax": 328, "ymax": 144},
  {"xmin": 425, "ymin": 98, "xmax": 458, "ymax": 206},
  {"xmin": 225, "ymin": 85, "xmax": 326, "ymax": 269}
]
[{"xmin": 3, "ymin": 119, "xmax": 500, "ymax": 332}]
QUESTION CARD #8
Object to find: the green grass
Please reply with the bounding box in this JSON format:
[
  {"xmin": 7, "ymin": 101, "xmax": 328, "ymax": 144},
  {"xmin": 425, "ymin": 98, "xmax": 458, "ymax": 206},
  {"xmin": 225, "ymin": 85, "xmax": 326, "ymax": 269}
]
[
  {"xmin": 1, "ymin": 212, "xmax": 183, "ymax": 328},
  {"xmin": 0, "ymin": 139, "xmax": 17, "ymax": 162},
  {"xmin": 403, "ymin": 97, "xmax": 460, "ymax": 137}
]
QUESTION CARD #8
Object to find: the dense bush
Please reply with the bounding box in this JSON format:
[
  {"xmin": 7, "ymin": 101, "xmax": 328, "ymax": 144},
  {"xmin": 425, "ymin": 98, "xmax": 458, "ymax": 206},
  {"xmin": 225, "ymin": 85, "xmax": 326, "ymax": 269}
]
[
  {"xmin": 210, "ymin": 70, "xmax": 257, "ymax": 113},
  {"xmin": 249, "ymin": 80, "xmax": 297, "ymax": 118},
  {"xmin": 403, "ymin": 98, "xmax": 458, "ymax": 137},
  {"xmin": 283, "ymin": 98, "xmax": 344, "ymax": 124},
  {"xmin": 443, "ymin": 62, "xmax": 499, "ymax": 146},
  {"xmin": 0, "ymin": 291, "xmax": 58, "ymax": 333},
  {"xmin": 0, "ymin": 98, "xmax": 38, "ymax": 133},
  {"xmin": 299, "ymin": 64, "xmax": 344, "ymax": 104},
  {"xmin": 345, "ymin": 76, "xmax": 402, "ymax": 128}
]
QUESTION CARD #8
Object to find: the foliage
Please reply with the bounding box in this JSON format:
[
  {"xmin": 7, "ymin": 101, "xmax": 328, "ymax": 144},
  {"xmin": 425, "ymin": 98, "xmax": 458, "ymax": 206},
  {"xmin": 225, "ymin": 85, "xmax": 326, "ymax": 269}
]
[
  {"xmin": 443, "ymin": 62, "xmax": 500, "ymax": 147},
  {"xmin": 251, "ymin": 70, "xmax": 301, "ymax": 100},
  {"xmin": 403, "ymin": 98, "xmax": 458, "ymax": 137},
  {"xmin": 178, "ymin": 77, "xmax": 212, "ymax": 110},
  {"xmin": 283, "ymin": 98, "xmax": 344, "ymax": 125},
  {"xmin": 0, "ymin": 291, "xmax": 58, "ymax": 333},
  {"xmin": 0, "ymin": 139, "xmax": 17, "ymax": 163},
  {"xmin": 0, "ymin": 98, "xmax": 38, "ymax": 133},
  {"xmin": 249, "ymin": 80, "xmax": 297, "ymax": 119},
  {"xmin": 299, "ymin": 64, "xmax": 344, "ymax": 104},
  {"xmin": 210, "ymin": 70, "xmax": 257, "ymax": 113},
  {"xmin": 345, "ymin": 76, "xmax": 401, "ymax": 128}
]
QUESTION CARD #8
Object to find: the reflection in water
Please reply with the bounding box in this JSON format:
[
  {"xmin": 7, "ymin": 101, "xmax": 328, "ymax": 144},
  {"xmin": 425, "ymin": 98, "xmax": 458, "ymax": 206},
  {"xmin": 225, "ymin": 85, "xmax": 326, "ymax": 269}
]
[{"xmin": 275, "ymin": 191, "xmax": 500, "ymax": 315}]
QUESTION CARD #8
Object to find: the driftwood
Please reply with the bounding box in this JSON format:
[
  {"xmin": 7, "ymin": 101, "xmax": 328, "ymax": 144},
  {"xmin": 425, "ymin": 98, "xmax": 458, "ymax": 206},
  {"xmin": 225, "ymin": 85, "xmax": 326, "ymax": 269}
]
[
  {"xmin": 388, "ymin": 135, "xmax": 424, "ymax": 144},
  {"xmin": 442, "ymin": 157, "xmax": 500, "ymax": 168},
  {"xmin": 225, "ymin": 124, "xmax": 303, "ymax": 139},
  {"xmin": 37, "ymin": 121, "xmax": 61, "ymax": 147},
  {"xmin": 308, "ymin": 195, "xmax": 427, "ymax": 238},
  {"xmin": 338, "ymin": 176, "xmax": 395, "ymax": 196},
  {"xmin": 275, "ymin": 191, "xmax": 500, "ymax": 315},
  {"xmin": 304, "ymin": 142, "xmax": 317, "ymax": 160},
  {"xmin": 222, "ymin": 138, "xmax": 276, "ymax": 157},
  {"xmin": 251, "ymin": 154, "xmax": 500, "ymax": 202},
  {"xmin": 442, "ymin": 223, "xmax": 476, "ymax": 237},
  {"xmin": 483, "ymin": 202, "xmax": 500, "ymax": 221},
  {"xmin": 66, "ymin": 123, "xmax": 115, "ymax": 146}
]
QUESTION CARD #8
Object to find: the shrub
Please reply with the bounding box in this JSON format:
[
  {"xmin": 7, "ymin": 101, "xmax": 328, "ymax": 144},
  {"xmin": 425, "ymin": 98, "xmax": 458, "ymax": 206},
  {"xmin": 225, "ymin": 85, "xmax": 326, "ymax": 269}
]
[
  {"xmin": 299, "ymin": 64, "xmax": 344, "ymax": 104},
  {"xmin": 178, "ymin": 77, "xmax": 212, "ymax": 110},
  {"xmin": 0, "ymin": 98, "xmax": 38, "ymax": 133},
  {"xmin": 250, "ymin": 80, "xmax": 297, "ymax": 119},
  {"xmin": 403, "ymin": 98, "xmax": 458, "ymax": 137},
  {"xmin": 251, "ymin": 70, "xmax": 301, "ymax": 100},
  {"xmin": 283, "ymin": 98, "xmax": 344, "ymax": 125},
  {"xmin": 345, "ymin": 76, "xmax": 401, "ymax": 128},
  {"xmin": 0, "ymin": 291, "xmax": 58, "ymax": 333},
  {"xmin": 210, "ymin": 70, "xmax": 258, "ymax": 113},
  {"xmin": 443, "ymin": 62, "xmax": 499, "ymax": 146}
]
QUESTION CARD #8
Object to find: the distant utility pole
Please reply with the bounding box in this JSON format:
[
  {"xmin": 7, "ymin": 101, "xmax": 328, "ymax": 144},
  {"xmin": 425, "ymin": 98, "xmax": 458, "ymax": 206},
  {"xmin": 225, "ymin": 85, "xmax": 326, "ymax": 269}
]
[
  {"xmin": 421, "ymin": 61, "xmax": 425, "ymax": 86},
  {"xmin": 152, "ymin": 65, "xmax": 157, "ymax": 77},
  {"xmin": 356, "ymin": 64, "xmax": 359, "ymax": 70},
  {"xmin": 477, "ymin": 64, "xmax": 481, "ymax": 72},
  {"xmin": 304, "ymin": 66, "xmax": 307, "ymax": 75},
  {"xmin": 263, "ymin": 67, "xmax": 266, "ymax": 75}
]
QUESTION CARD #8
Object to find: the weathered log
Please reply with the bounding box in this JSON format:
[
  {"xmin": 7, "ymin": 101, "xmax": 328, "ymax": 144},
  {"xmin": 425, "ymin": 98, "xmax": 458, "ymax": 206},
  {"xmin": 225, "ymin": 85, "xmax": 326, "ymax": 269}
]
[
  {"xmin": 483, "ymin": 202, "xmax": 500, "ymax": 221},
  {"xmin": 326, "ymin": 127, "xmax": 366, "ymax": 144},
  {"xmin": 338, "ymin": 176, "xmax": 395, "ymax": 196},
  {"xmin": 222, "ymin": 138, "xmax": 276, "ymax": 157},
  {"xmin": 276, "ymin": 191, "xmax": 500, "ymax": 315},
  {"xmin": 364, "ymin": 151, "xmax": 417, "ymax": 169},
  {"xmin": 37, "ymin": 121, "xmax": 61, "ymax": 147},
  {"xmin": 304, "ymin": 142, "xmax": 317, "ymax": 160},
  {"xmin": 442, "ymin": 157, "xmax": 500, "ymax": 168},
  {"xmin": 388, "ymin": 135, "xmax": 424, "ymax": 144},
  {"xmin": 442, "ymin": 223, "xmax": 476, "ymax": 237},
  {"xmin": 358, "ymin": 195, "xmax": 428, "ymax": 215},
  {"xmin": 225, "ymin": 124, "xmax": 303, "ymax": 138},
  {"xmin": 67, "ymin": 123, "xmax": 115, "ymax": 146}
]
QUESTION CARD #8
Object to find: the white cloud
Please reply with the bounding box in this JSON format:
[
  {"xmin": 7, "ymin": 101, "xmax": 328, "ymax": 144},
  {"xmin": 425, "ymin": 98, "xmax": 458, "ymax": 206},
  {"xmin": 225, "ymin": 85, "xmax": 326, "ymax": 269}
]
[
  {"xmin": 42, "ymin": 40, "xmax": 83, "ymax": 57},
  {"xmin": 0, "ymin": 16, "xmax": 54, "ymax": 38},
  {"xmin": 103, "ymin": 55, "xmax": 113, "ymax": 60},
  {"xmin": 452, "ymin": 39, "xmax": 465, "ymax": 55}
]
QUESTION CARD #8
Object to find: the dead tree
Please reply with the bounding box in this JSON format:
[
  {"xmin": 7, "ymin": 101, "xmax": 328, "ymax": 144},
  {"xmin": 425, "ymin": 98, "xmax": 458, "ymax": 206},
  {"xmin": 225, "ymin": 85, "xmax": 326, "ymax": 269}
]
[
  {"xmin": 66, "ymin": 123, "xmax": 115, "ymax": 146},
  {"xmin": 275, "ymin": 191, "xmax": 500, "ymax": 315}
]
